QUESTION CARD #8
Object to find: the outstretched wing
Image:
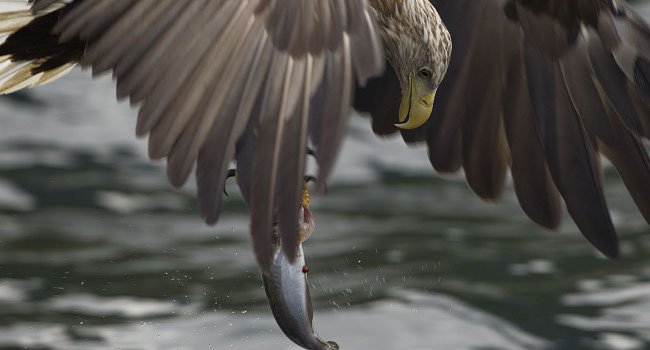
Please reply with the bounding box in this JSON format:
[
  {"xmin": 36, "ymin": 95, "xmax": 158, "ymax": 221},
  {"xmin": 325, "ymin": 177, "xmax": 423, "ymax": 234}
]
[
  {"xmin": 355, "ymin": 0, "xmax": 650, "ymax": 258},
  {"xmin": 6, "ymin": 0, "xmax": 383, "ymax": 271}
]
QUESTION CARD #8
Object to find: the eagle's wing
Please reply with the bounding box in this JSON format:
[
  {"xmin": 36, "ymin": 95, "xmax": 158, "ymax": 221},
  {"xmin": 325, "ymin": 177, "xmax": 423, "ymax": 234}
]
[
  {"xmin": 10, "ymin": 0, "xmax": 383, "ymax": 271},
  {"xmin": 356, "ymin": 0, "xmax": 650, "ymax": 258}
]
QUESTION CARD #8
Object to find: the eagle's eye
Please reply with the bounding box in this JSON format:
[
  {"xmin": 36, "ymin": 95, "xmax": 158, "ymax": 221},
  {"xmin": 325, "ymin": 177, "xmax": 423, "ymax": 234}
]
[{"xmin": 417, "ymin": 67, "xmax": 432, "ymax": 79}]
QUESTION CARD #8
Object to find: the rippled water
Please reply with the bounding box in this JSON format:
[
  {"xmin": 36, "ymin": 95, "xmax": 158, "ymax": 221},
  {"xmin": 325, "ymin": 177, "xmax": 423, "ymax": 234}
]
[{"xmin": 1, "ymin": 5, "xmax": 650, "ymax": 350}]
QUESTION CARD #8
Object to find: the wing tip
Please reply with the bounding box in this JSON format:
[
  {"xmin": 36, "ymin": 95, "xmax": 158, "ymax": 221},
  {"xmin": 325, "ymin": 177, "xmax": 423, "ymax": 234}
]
[
  {"xmin": 583, "ymin": 225, "xmax": 620, "ymax": 260},
  {"xmin": 597, "ymin": 240, "xmax": 620, "ymax": 260},
  {"xmin": 527, "ymin": 209, "xmax": 562, "ymax": 231},
  {"xmin": 255, "ymin": 243, "xmax": 273, "ymax": 274}
]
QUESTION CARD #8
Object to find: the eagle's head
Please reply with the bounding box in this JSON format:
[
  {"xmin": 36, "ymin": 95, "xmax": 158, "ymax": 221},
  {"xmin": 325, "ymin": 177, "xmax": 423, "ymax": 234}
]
[{"xmin": 371, "ymin": 0, "xmax": 452, "ymax": 129}]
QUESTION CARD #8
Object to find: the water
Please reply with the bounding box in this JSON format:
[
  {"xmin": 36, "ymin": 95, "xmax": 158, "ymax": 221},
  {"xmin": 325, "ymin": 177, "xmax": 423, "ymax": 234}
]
[{"xmin": 1, "ymin": 5, "xmax": 650, "ymax": 350}]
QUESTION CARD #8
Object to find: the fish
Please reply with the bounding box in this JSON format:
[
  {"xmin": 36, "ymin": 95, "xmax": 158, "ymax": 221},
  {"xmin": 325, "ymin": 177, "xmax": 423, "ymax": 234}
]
[{"xmin": 262, "ymin": 205, "xmax": 339, "ymax": 350}]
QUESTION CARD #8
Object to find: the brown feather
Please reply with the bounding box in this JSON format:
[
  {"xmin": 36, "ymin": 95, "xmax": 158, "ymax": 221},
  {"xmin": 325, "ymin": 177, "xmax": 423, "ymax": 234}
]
[
  {"xmin": 502, "ymin": 26, "xmax": 562, "ymax": 229},
  {"xmin": 561, "ymin": 36, "xmax": 650, "ymax": 225},
  {"xmin": 524, "ymin": 41, "xmax": 618, "ymax": 258},
  {"xmin": 278, "ymin": 57, "xmax": 312, "ymax": 260}
]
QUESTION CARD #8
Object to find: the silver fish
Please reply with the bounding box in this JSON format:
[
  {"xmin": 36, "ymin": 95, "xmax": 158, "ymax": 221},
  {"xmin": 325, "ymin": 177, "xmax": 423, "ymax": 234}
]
[{"xmin": 262, "ymin": 205, "xmax": 339, "ymax": 350}]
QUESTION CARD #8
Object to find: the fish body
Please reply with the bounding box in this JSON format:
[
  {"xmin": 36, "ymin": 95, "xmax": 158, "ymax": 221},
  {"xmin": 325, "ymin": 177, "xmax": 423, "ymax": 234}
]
[{"xmin": 262, "ymin": 207, "xmax": 338, "ymax": 350}]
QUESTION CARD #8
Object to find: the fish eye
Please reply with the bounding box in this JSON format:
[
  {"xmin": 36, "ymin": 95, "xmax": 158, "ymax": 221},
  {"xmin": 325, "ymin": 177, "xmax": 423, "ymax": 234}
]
[{"xmin": 418, "ymin": 68, "xmax": 432, "ymax": 79}]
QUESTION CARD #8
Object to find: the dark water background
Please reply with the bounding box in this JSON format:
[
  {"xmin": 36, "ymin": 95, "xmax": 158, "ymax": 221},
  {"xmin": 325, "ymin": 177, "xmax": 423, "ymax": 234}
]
[{"xmin": 1, "ymin": 2, "xmax": 650, "ymax": 350}]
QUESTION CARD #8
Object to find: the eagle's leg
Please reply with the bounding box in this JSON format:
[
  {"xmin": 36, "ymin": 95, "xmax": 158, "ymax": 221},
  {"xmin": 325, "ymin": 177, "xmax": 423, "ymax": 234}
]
[{"xmin": 224, "ymin": 147, "xmax": 320, "ymax": 197}]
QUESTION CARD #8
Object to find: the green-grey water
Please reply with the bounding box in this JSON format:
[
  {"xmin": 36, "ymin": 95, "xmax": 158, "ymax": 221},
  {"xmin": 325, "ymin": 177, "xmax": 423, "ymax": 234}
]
[{"xmin": 1, "ymin": 4, "xmax": 650, "ymax": 350}]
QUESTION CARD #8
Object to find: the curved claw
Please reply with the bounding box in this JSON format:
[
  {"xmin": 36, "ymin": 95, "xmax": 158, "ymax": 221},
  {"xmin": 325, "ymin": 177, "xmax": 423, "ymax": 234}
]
[
  {"xmin": 303, "ymin": 175, "xmax": 317, "ymax": 184},
  {"xmin": 304, "ymin": 175, "xmax": 327, "ymax": 194}
]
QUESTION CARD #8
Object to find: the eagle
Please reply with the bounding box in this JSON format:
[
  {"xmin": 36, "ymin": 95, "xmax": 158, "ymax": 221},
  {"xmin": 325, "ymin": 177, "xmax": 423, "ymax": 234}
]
[{"xmin": 0, "ymin": 0, "xmax": 649, "ymax": 274}]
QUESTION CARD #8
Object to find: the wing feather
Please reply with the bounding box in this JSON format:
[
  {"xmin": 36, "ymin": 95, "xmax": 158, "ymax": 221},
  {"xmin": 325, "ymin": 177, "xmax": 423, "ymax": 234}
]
[
  {"xmin": 15, "ymin": 0, "xmax": 383, "ymax": 272},
  {"xmin": 278, "ymin": 57, "xmax": 312, "ymax": 259},
  {"xmin": 118, "ymin": 1, "xmax": 209, "ymax": 106},
  {"xmin": 458, "ymin": 3, "xmax": 509, "ymax": 200},
  {"xmin": 198, "ymin": 36, "xmax": 275, "ymax": 226},
  {"xmin": 313, "ymin": 37, "xmax": 353, "ymax": 187},
  {"xmin": 561, "ymin": 34, "xmax": 650, "ymax": 225},
  {"xmin": 166, "ymin": 11, "xmax": 262, "ymax": 187},
  {"xmin": 356, "ymin": 0, "xmax": 650, "ymax": 257},
  {"xmin": 501, "ymin": 22, "xmax": 562, "ymax": 229},
  {"xmin": 525, "ymin": 41, "xmax": 618, "ymax": 258},
  {"xmin": 250, "ymin": 52, "xmax": 292, "ymax": 269},
  {"xmin": 425, "ymin": 1, "xmax": 484, "ymax": 173}
]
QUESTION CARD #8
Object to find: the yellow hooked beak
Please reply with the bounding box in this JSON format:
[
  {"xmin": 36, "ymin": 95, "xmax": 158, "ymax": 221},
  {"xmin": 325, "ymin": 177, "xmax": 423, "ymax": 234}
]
[{"xmin": 395, "ymin": 74, "xmax": 435, "ymax": 129}]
